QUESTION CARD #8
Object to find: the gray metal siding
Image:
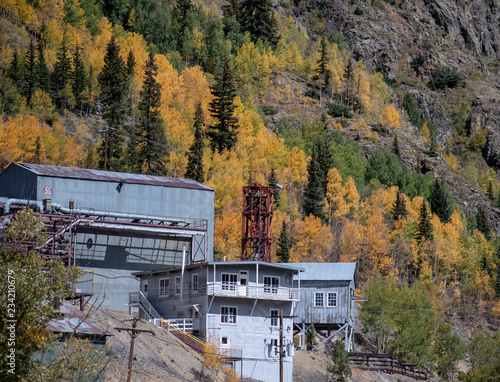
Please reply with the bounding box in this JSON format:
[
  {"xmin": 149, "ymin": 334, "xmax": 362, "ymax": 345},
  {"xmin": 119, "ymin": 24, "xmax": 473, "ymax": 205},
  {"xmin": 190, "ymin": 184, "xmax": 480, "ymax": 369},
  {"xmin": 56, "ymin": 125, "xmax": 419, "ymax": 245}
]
[
  {"xmin": 295, "ymin": 280, "xmax": 353, "ymax": 326},
  {"xmin": 35, "ymin": 175, "xmax": 214, "ymax": 259},
  {"xmin": 0, "ymin": 165, "xmax": 37, "ymax": 199}
]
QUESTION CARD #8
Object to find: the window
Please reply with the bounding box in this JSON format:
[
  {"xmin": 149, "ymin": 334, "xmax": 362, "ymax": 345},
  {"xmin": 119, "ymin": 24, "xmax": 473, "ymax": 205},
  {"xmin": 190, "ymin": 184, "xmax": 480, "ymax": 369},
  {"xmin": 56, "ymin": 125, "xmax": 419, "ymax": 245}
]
[
  {"xmin": 175, "ymin": 276, "xmax": 181, "ymax": 294},
  {"xmin": 314, "ymin": 292, "xmax": 324, "ymax": 307},
  {"xmin": 264, "ymin": 276, "xmax": 279, "ymax": 294},
  {"xmin": 221, "ymin": 336, "xmax": 229, "ymax": 347},
  {"xmin": 221, "ymin": 306, "xmax": 237, "ymax": 324},
  {"xmin": 192, "ymin": 274, "xmax": 198, "ymax": 292},
  {"xmin": 222, "ymin": 273, "xmax": 237, "ymax": 291},
  {"xmin": 270, "ymin": 309, "xmax": 279, "ymax": 328},
  {"xmin": 159, "ymin": 278, "xmax": 170, "ymax": 296},
  {"xmin": 327, "ymin": 292, "xmax": 337, "ymax": 307}
]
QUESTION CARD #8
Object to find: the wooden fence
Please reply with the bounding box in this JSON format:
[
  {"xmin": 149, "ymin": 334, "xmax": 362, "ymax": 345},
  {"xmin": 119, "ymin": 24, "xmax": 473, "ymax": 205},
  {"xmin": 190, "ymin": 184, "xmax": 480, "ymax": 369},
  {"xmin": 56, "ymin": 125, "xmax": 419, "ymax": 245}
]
[{"xmin": 348, "ymin": 352, "xmax": 431, "ymax": 380}]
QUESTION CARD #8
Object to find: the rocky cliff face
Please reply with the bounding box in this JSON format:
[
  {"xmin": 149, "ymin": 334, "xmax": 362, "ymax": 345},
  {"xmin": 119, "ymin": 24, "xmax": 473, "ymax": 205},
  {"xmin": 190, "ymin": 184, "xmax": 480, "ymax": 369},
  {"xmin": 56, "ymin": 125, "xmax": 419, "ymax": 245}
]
[{"xmin": 288, "ymin": 0, "xmax": 500, "ymax": 230}]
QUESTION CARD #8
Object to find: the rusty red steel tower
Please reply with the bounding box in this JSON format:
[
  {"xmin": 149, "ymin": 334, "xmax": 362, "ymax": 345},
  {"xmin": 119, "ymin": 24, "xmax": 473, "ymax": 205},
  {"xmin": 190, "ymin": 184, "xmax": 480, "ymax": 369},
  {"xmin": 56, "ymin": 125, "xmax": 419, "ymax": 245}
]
[{"xmin": 241, "ymin": 182, "xmax": 274, "ymax": 262}]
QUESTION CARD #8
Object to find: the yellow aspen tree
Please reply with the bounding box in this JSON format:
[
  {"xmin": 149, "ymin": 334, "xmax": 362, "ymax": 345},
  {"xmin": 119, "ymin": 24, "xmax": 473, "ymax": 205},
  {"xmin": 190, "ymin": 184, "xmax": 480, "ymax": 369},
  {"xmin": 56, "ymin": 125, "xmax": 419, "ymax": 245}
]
[
  {"xmin": 339, "ymin": 219, "xmax": 362, "ymax": 263},
  {"xmin": 380, "ymin": 104, "xmax": 401, "ymax": 129},
  {"xmin": 421, "ymin": 120, "xmax": 431, "ymax": 141},
  {"xmin": 344, "ymin": 176, "xmax": 360, "ymax": 216},
  {"xmin": 362, "ymin": 209, "xmax": 392, "ymax": 276},
  {"xmin": 290, "ymin": 216, "xmax": 332, "ymax": 263},
  {"xmin": 324, "ymin": 168, "xmax": 347, "ymax": 220}
]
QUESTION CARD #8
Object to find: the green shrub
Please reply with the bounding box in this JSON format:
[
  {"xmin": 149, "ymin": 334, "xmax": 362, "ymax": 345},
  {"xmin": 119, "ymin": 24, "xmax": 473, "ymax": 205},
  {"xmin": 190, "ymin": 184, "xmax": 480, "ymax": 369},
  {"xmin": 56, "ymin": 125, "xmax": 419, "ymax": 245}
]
[
  {"xmin": 428, "ymin": 67, "xmax": 465, "ymax": 90},
  {"xmin": 327, "ymin": 103, "xmax": 352, "ymax": 118}
]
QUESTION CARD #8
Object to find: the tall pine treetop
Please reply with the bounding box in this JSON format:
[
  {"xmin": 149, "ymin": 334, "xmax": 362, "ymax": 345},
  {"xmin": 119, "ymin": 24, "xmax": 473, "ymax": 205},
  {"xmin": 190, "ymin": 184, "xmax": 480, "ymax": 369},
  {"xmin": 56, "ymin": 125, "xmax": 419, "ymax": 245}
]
[{"xmin": 207, "ymin": 57, "xmax": 239, "ymax": 153}]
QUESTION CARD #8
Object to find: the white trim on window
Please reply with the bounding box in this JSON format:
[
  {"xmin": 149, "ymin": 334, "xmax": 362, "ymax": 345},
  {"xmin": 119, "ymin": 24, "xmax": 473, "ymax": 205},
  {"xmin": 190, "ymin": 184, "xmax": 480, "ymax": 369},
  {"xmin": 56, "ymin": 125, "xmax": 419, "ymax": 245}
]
[
  {"xmin": 327, "ymin": 292, "xmax": 338, "ymax": 307},
  {"xmin": 270, "ymin": 309, "xmax": 279, "ymax": 328},
  {"xmin": 264, "ymin": 276, "xmax": 279, "ymax": 294},
  {"xmin": 159, "ymin": 278, "xmax": 170, "ymax": 297},
  {"xmin": 314, "ymin": 292, "xmax": 324, "ymax": 307},
  {"xmin": 221, "ymin": 306, "xmax": 237, "ymax": 325},
  {"xmin": 222, "ymin": 273, "xmax": 238, "ymax": 291}
]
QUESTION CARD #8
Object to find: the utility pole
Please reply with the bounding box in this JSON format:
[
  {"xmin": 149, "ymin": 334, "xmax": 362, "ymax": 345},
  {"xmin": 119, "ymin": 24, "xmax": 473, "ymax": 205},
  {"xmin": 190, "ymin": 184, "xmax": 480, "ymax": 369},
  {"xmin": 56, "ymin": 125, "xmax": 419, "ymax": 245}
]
[
  {"xmin": 115, "ymin": 317, "xmax": 155, "ymax": 382},
  {"xmin": 280, "ymin": 310, "xmax": 283, "ymax": 382}
]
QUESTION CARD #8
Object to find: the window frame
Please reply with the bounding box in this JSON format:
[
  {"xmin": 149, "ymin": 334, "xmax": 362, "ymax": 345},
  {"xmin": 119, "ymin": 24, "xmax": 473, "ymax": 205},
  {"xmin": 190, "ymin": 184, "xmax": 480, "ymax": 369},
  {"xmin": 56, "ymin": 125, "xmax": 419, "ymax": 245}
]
[
  {"xmin": 314, "ymin": 292, "xmax": 324, "ymax": 307},
  {"xmin": 220, "ymin": 306, "xmax": 238, "ymax": 325},
  {"xmin": 270, "ymin": 309, "xmax": 279, "ymax": 328},
  {"xmin": 327, "ymin": 292, "xmax": 338, "ymax": 308},
  {"xmin": 159, "ymin": 278, "xmax": 170, "ymax": 297},
  {"xmin": 175, "ymin": 276, "xmax": 181, "ymax": 294},
  {"xmin": 192, "ymin": 273, "xmax": 198, "ymax": 292},
  {"xmin": 221, "ymin": 273, "xmax": 238, "ymax": 291},
  {"xmin": 263, "ymin": 276, "xmax": 280, "ymax": 294}
]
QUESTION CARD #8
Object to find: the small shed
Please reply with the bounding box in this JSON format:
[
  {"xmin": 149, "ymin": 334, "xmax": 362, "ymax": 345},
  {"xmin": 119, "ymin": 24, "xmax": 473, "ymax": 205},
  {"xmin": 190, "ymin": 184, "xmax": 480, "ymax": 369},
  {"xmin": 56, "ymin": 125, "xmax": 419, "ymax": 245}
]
[{"xmin": 290, "ymin": 262, "xmax": 357, "ymax": 351}]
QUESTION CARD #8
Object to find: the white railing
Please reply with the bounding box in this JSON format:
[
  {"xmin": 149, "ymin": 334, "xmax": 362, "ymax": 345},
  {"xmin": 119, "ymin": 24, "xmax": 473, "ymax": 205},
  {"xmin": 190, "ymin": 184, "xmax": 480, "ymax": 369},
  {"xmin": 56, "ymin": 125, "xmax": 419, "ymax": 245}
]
[
  {"xmin": 129, "ymin": 291, "xmax": 161, "ymax": 319},
  {"xmin": 162, "ymin": 318, "xmax": 194, "ymax": 332},
  {"xmin": 207, "ymin": 283, "xmax": 299, "ymax": 301}
]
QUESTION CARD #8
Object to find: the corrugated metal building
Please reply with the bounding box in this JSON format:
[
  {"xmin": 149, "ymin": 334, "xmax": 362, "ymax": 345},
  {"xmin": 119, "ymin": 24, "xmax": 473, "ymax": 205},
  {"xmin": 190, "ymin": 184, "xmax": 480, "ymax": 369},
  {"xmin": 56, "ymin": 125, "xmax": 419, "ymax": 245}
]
[{"xmin": 0, "ymin": 163, "xmax": 214, "ymax": 311}]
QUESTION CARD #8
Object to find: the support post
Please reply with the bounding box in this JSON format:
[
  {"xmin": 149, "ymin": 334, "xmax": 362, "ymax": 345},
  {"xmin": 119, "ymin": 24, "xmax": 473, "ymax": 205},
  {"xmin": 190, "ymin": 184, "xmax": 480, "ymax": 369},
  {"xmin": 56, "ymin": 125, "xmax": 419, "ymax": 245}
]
[
  {"xmin": 115, "ymin": 317, "xmax": 155, "ymax": 382},
  {"xmin": 280, "ymin": 310, "xmax": 283, "ymax": 382}
]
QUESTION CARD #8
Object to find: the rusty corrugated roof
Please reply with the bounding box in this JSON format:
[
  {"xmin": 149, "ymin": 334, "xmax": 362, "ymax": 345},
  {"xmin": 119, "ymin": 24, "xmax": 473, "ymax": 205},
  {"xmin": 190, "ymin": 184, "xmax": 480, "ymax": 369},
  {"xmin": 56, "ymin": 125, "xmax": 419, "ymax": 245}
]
[
  {"xmin": 47, "ymin": 303, "xmax": 112, "ymax": 336},
  {"xmin": 14, "ymin": 163, "xmax": 212, "ymax": 191}
]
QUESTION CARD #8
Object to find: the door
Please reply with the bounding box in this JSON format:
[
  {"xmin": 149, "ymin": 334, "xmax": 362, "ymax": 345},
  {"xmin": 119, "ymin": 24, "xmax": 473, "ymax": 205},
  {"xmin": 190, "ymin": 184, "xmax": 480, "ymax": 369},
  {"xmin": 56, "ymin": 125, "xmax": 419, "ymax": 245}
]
[
  {"xmin": 239, "ymin": 271, "xmax": 248, "ymax": 296},
  {"xmin": 142, "ymin": 280, "xmax": 148, "ymax": 298}
]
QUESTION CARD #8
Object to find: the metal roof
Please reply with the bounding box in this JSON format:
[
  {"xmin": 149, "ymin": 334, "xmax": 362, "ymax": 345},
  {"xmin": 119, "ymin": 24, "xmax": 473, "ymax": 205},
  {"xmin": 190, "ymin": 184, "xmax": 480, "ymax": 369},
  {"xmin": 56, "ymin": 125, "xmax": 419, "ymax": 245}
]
[
  {"xmin": 11, "ymin": 163, "xmax": 212, "ymax": 191},
  {"xmin": 281, "ymin": 262, "xmax": 357, "ymax": 281},
  {"xmin": 132, "ymin": 261, "xmax": 305, "ymax": 276},
  {"xmin": 47, "ymin": 303, "xmax": 112, "ymax": 336}
]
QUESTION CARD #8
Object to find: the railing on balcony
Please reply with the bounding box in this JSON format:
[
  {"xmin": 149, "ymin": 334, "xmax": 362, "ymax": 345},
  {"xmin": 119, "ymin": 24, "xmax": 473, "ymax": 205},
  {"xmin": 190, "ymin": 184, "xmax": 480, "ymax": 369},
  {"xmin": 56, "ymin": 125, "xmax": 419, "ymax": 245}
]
[{"xmin": 207, "ymin": 282, "xmax": 299, "ymax": 301}]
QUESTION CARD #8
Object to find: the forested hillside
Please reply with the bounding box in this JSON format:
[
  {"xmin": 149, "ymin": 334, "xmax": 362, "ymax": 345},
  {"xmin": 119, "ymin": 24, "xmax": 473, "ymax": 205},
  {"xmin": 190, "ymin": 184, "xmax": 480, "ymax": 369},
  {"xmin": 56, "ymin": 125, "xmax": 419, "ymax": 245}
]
[{"xmin": 0, "ymin": 0, "xmax": 499, "ymax": 379}]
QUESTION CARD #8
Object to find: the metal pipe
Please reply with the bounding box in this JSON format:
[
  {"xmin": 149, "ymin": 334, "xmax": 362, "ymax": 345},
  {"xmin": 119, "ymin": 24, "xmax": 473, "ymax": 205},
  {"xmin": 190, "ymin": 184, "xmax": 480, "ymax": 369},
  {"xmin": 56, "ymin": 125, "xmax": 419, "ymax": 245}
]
[
  {"xmin": 2, "ymin": 199, "xmax": 43, "ymax": 215},
  {"xmin": 180, "ymin": 246, "xmax": 186, "ymax": 303},
  {"xmin": 52, "ymin": 203, "xmax": 204, "ymax": 227}
]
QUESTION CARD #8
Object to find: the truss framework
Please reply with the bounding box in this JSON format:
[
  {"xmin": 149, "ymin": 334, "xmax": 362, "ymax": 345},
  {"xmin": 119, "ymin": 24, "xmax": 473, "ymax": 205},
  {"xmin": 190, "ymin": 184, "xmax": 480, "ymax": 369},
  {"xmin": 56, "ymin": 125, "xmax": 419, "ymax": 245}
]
[{"xmin": 241, "ymin": 182, "xmax": 274, "ymax": 262}]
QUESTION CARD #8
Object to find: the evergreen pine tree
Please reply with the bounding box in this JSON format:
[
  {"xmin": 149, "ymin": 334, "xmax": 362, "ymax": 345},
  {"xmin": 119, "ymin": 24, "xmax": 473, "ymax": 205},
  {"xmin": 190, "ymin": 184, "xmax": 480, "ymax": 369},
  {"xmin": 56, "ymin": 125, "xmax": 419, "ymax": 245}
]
[
  {"xmin": 429, "ymin": 179, "xmax": 455, "ymax": 223},
  {"xmin": 238, "ymin": 0, "xmax": 279, "ymax": 47},
  {"xmin": 36, "ymin": 38, "xmax": 50, "ymax": 93},
  {"xmin": 23, "ymin": 39, "xmax": 38, "ymax": 102},
  {"xmin": 476, "ymin": 207, "xmax": 492, "ymax": 240},
  {"xmin": 303, "ymin": 155, "xmax": 325, "ymax": 219},
  {"xmin": 6, "ymin": 50, "xmax": 24, "ymax": 90},
  {"xmin": 391, "ymin": 190, "xmax": 408, "ymax": 221},
  {"xmin": 327, "ymin": 340, "xmax": 352, "ymax": 382},
  {"xmin": 343, "ymin": 58, "xmax": 354, "ymax": 107},
  {"xmin": 98, "ymin": 35, "xmax": 127, "ymax": 171},
  {"xmin": 487, "ymin": 181, "xmax": 494, "ymax": 201},
  {"xmin": 71, "ymin": 43, "xmax": 87, "ymax": 112},
  {"xmin": 51, "ymin": 40, "xmax": 72, "ymax": 109},
  {"xmin": 129, "ymin": 51, "xmax": 166, "ymax": 175},
  {"xmin": 171, "ymin": 0, "xmax": 195, "ymax": 54},
  {"xmin": 185, "ymin": 103, "xmax": 205, "ymax": 183},
  {"xmin": 392, "ymin": 134, "xmax": 401, "ymax": 158},
  {"xmin": 303, "ymin": 131, "xmax": 333, "ymax": 220},
  {"xmin": 207, "ymin": 57, "xmax": 239, "ymax": 152},
  {"xmin": 402, "ymin": 93, "xmax": 422, "ymax": 127},
  {"xmin": 276, "ymin": 221, "xmax": 291, "ymax": 263},
  {"xmin": 269, "ymin": 168, "xmax": 280, "ymax": 208},
  {"xmin": 125, "ymin": 49, "xmax": 136, "ymax": 78},
  {"xmin": 315, "ymin": 36, "xmax": 331, "ymax": 90},
  {"xmin": 416, "ymin": 200, "xmax": 433, "ymax": 243}
]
